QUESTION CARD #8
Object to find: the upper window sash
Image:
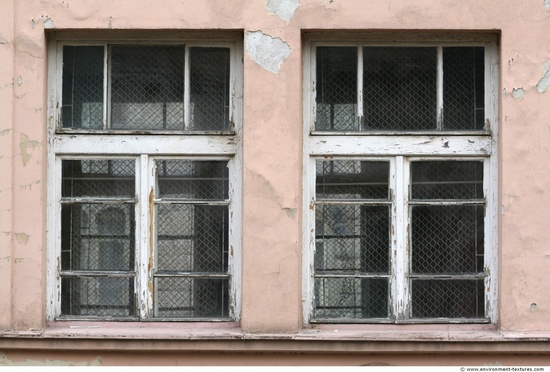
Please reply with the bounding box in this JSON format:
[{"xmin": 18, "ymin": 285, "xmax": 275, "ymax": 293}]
[{"xmin": 54, "ymin": 41, "xmax": 237, "ymax": 134}]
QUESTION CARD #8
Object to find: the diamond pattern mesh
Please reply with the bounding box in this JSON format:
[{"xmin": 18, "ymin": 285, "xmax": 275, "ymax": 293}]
[
  {"xmin": 61, "ymin": 277, "xmax": 135, "ymax": 317},
  {"xmin": 156, "ymin": 277, "xmax": 229, "ymax": 318},
  {"xmin": 189, "ymin": 48, "xmax": 231, "ymax": 131},
  {"xmin": 363, "ymin": 47, "xmax": 437, "ymax": 131},
  {"xmin": 156, "ymin": 160, "xmax": 228, "ymax": 200},
  {"xmin": 411, "ymin": 205, "xmax": 484, "ymax": 274},
  {"xmin": 315, "ymin": 47, "xmax": 358, "ymax": 131},
  {"xmin": 62, "ymin": 46, "xmax": 104, "ymax": 129},
  {"xmin": 316, "ymin": 160, "xmax": 389, "ymax": 200},
  {"xmin": 443, "ymin": 47, "xmax": 485, "ymax": 130},
  {"xmin": 62, "ymin": 159, "xmax": 135, "ymax": 198},
  {"xmin": 110, "ymin": 45, "xmax": 185, "ymax": 130},
  {"xmin": 314, "ymin": 277, "xmax": 389, "ymax": 319},
  {"xmin": 411, "ymin": 279, "xmax": 485, "ymax": 318},
  {"xmin": 411, "ymin": 161, "xmax": 484, "ymax": 200}
]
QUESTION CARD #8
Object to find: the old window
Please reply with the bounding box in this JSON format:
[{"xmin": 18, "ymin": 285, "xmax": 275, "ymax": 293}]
[
  {"xmin": 47, "ymin": 35, "xmax": 242, "ymax": 321},
  {"xmin": 303, "ymin": 34, "xmax": 498, "ymax": 323}
]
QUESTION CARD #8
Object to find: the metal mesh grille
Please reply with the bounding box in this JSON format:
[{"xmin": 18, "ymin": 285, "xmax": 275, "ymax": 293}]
[
  {"xmin": 110, "ymin": 45, "xmax": 185, "ymax": 130},
  {"xmin": 443, "ymin": 47, "xmax": 485, "ymax": 130},
  {"xmin": 61, "ymin": 277, "xmax": 135, "ymax": 317},
  {"xmin": 314, "ymin": 278, "xmax": 389, "ymax": 319},
  {"xmin": 411, "ymin": 161, "xmax": 484, "ymax": 200},
  {"xmin": 315, "ymin": 47, "xmax": 358, "ymax": 131},
  {"xmin": 316, "ymin": 160, "xmax": 389, "ymax": 200},
  {"xmin": 411, "ymin": 205, "xmax": 484, "ymax": 274},
  {"xmin": 363, "ymin": 47, "xmax": 437, "ymax": 131},
  {"xmin": 156, "ymin": 160, "xmax": 228, "ymax": 200},
  {"xmin": 315, "ymin": 205, "xmax": 390, "ymax": 273},
  {"xmin": 411, "ymin": 279, "xmax": 485, "ymax": 318},
  {"xmin": 189, "ymin": 48, "xmax": 231, "ymax": 131},
  {"xmin": 62, "ymin": 159, "xmax": 135, "ymax": 198},
  {"xmin": 62, "ymin": 46, "xmax": 104, "ymax": 129},
  {"xmin": 156, "ymin": 277, "xmax": 229, "ymax": 318}
]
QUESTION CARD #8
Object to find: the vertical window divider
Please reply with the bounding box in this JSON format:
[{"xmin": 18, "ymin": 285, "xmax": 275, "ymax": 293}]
[
  {"xmin": 357, "ymin": 46, "xmax": 364, "ymax": 131},
  {"xmin": 104, "ymin": 44, "xmax": 110, "ymax": 130},
  {"xmin": 138, "ymin": 155, "xmax": 152, "ymax": 318},
  {"xmin": 184, "ymin": 45, "xmax": 190, "ymax": 130},
  {"xmin": 436, "ymin": 46, "xmax": 444, "ymax": 130},
  {"xmin": 393, "ymin": 156, "xmax": 408, "ymax": 321}
]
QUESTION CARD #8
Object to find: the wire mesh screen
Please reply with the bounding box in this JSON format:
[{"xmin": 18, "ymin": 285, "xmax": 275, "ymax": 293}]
[
  {"xmin": 363, "ymin": 47, "xmax": 437, "ymax": 131},
  {"xmin": 411, "ymin": 279, "xmax": 485, "ymax": 318},
  {"xmin": 61, "ymin": 276, "xmax": 135, "ymax": 317},
  {"xmin": 315, "ymin": 47, "xmax": 358, "ymax": 131},
  {"xmin": 156, "ymin": 277, "xmax": 229, "ymax": 318},
  {"xmin": 411, "ymin": 205, "xmax": 484, "ymax": 274},
  {"xmin": 316, "ymin": 160, "xmax": 389, "ymax": 200},
  {"xmin": 110, "ymin": 45, "xmax": 185, "ymax": 130},
  {"xmin": 411, "ymin": 161, "xmax": 484, "ymax": 200},
  {"xmin": 314, "ymin": 277, "xmax": 389, "ymax": 319},
  {"xmin": 189, "ymin": 48, "xmax": 231, "ymax": 131},
  {"xmin": 62, "ymin": 46, "xmax": 105, "ymax": 129},
  {"xmin": 443, "ymin": 47, "xmax": 485, "ymax": 130},
  {"xmin": 156, "ymin": 160, "xmax": 228, "ymax": 200}
]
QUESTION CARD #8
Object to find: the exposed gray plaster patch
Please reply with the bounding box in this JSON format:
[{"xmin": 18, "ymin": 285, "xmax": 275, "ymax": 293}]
[
  {"xmin": 0, "ymin": 353, "xmax": 101, "ymax": 366},
  {"xmin": 266, "ymin": 0, "xmax": 300, "ymax": 22},
  {"xmin": 17, "ymin": 76, "xmax": 22, "ymax": 86},
  {"xmin": 245, "ymin": 31, "xmax": 291, "ymax": 74},
  {"xmin": 502, "ymin": 88, "xmax": 507, "ymax": 98},
  {"xmin": 545, "ymin": 0, "xmax": 550, "ymax": 11},
  {"xmin": 511, "ymin": 88, "xmax": 525, "ymax": 100},
  {"xmin": 43, "ymin": 18, "xmax": 54, "ymax": 29},
  {"xmin": 536, "ymin": 62, "xmax": 550, "ymax": 93}
]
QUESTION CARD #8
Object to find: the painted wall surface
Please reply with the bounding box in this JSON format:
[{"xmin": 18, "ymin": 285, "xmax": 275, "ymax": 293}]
[{"xmin": 1, "ymin": 0, "xmax": 550, "ymax": 365}]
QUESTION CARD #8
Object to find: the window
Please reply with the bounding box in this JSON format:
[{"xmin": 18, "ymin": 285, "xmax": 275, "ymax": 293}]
[
  {"xmin": 47, "ymin": 34, "xmax": 242, "ymax": 321},
  {"xmin": 303, "ymin": 34, "xmax": 498, "ymax": 323}
]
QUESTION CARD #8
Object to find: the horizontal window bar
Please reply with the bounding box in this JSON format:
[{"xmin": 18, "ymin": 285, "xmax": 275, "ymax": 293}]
[{"xmin": 60, "ymin": 271, "xmax": 135, "ymax": 277}]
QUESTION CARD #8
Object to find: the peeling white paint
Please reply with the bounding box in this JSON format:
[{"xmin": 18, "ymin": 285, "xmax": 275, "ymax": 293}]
[
  {"xmin": 536, "ymin": 63, "xmax": 550, "ymax": 93},
  {"xmin": 44, "ymin": 18, "xmax": 54, "ymax": 29},
  {"xmin": 245, "ymin": 31, "xmax": 291, "ymax": 74},
  {"xmin": 266, "ymin": 0, "xmax": 300, "ymax": 23},
  {"xmin": 511, "ymin": 88, "xmax": 525, "ymax": 100}
]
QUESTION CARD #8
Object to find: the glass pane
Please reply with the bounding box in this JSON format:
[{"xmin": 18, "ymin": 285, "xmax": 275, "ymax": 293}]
[
  {"xmin": 443, "ymin": 47, "xmax": 485, "ymax": 130},
  {"xmin": 61, "ymin": 204, "xmax": 135, "ymax": 271},
  {"xmin": 61, "ymin": 277, "xmax": 135, "ymax": 317},
  {"xmin": 363, "ymin": 47, "xmax": 437, "ymax": 131},
  {"xmin": 314, "ymin": 277, "xmax": 389, "ymax": 319},
  {"xmin": 155, "ymin": 277, "xmax": 229, "ymax": 318},
  {"xmin": 315, "ymin": 47, "xmax": 358, "ymax": 131},
  {"xmin": 411, "ymin": 205, "xmax": 484, "ymax": 274},
  {"xmin": 411, "ymin": 161, "xmax": 483, "ymax": 200},
  {"xmin": 156, "ymin": 204, "xmax": 228, "ymax": 273},
  {"xmin": 189, "ymin": 48, "xmax": 231, "ymax": 131},
  {"xmin": 110, "ymin": 46, "xmax": 185, "ymax": 130},
  {"xmin": 411, "ymin": 279, "xmax": 485, "ymax": 318},
  {"xmin": 156, "ymin": 160, "xmax": 228, "ymax": 200},
  {"xmin": 62, "ymin": 159, "xmax": 135, "ymax": 198},
  {"xmin": 316, "ymin": 160, "xmax": 389, "ymax": 200},
  {"xmin": 315, "ymin": 205, "xmax": 390, "ymax": 273},
  {"xmin": 62, "ymin": 46, "xmax": 104, "ymax": 129}
]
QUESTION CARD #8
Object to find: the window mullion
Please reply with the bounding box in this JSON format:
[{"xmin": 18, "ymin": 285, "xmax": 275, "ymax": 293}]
[
  {"xmin": 184, "ymin": 45, "xmax": 190, "ymax": 130},
  {"xmin": 138, "ymin": 154, "xmax": 152, "ymax": 318},
  {"xmin": 104, "ymin": 44, "xmax": 110, "ymax": 130},
  {"xmin": 357, "ymin": 46, "xmax": 364, "ymax": 131},
  {"xmin": 393, "ymin": 156, "xmax": 409, "ymax": 321},
  {"xmin": 437, "ymin": 46, "xmax": 443, "ymax": 130}
]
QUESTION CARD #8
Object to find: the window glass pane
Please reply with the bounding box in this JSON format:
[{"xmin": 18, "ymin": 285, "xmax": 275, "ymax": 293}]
[
  {"xmin": 62, "ymin": 46, "xmax": 104, "ymax": 129},
  {"xmin": 411, "ymin": 279, "xmax": 485, "ymax": 318},
  {"xmin": 155, "ymin": 277, "xmax": 229, "ymax": 318},
  {"xmin": 61, "ymin": 204, "xmax": 135, "ymax": 271},
  {"xmin": 315, "ymin": 47, "xmax": 358, "ymax": 131},
  {"xmin": 110, "ymin": 45, "xmax": 185, "ymax": 130},
  {"xmin": 411, "ymin": 161, "xmax": 483, "ymax": 200},
  {"xmin": 315, "ymin": 205, "xmax": 390, "ymax": 273},
  {"xmin": 189, "ymin": 47, "xmax": 231, "ymax": 131},
  {"xmin": 156, "ymin": 204, "xmax": 228, "ymax": 273},
  {"xmin": 443, "ymin": 47, "xmax": 485, "ymax": 130},
  {"xmin": 411, "ymin": 205, "xmax": 484, "ymax": 274},
  {"xmin": 62, "ymin": 159, "xmax": 135, "ymax": 198},
  {"xmin": 156, "ymin": 160, "xmax": 228, "ymax": 200},
  {"xmin": 363, "ymin": 47, "xmax": 437, "ymax": 131},
  {"xmin": 316, "ymin": 160, "xmax": 389, "ymax": 200},
  {"xmin": 61, "ymin": 277, "xmax": 135, "ymax": 317},
  {"xmin": 314, "ymin": 277, "xmax": 389, "ymax": 319}
]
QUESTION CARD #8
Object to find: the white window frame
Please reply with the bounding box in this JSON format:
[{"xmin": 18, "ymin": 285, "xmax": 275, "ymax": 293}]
[
  {"xmin": 302, "ymin": 33, "xmax": 499, "ymax": 324},
  {"xmin": 46, "ymin": 33, "xmax": 243, "ymax": 321}
]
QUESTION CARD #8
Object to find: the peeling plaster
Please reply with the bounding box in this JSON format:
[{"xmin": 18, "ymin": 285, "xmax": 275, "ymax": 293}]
[
  {"xmin": 266, "ymin": 0, "xmax": 300, "ymax": 23},
  {"xmin": 17, "ymin": 76, "xmax": 22, "ymax": 86},
  {"xmin": 19, "ymin": 134, "xmax": 40, "ymax": 166},
  {"xmin": 15, "ymin": 233, "xmax": 29, "ymax": 245},
  {"xmin": 536, "ymin": 62, "xmax": 550, "ymax": 93},
  {"xmin": 511, "ymin": 88, "xmax": 525, "ymax": 100},
  {"xmin": 0, "ymin": 353, "xmax": 102, "ymax": 366},
  {"xmin": 43, "ymin": 18, "xmax": 54, "ymax": 29},
  {"xmin": 245, "ymin": 31, "xmax": 291, "ymax": 74},
  {"xmin": 0, "ymin": 129, "xmax": 11, "ymax": 136},
  {"xmin": 545, "ymin": 0, "xmax": 550, "ymax": 11}
]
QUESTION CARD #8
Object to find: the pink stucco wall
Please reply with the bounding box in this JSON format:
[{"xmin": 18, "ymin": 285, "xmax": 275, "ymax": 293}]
[{"xmin": 2, "ymin": 0, "xmax": 550, "ymax": 365}]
